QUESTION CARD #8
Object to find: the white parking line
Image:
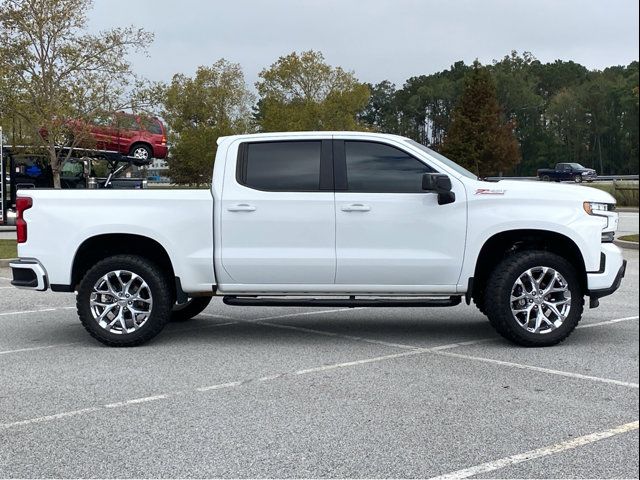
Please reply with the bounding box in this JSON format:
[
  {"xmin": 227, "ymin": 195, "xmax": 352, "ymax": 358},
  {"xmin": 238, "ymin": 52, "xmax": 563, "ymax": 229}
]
[
  {"xmin": 0, "ymin": 306, "xmax": 74, "ymax": 317},
  {"xmin": 0, "ymin": 343, "xmax": 80, "ymax": 356},
  {"xmin": 578, "ymin": 315, "xmax": 639, "ymax": 329},
  {"xmin": 0, "ymin": 337, "xmax": 484, "ymax": 430},
  {"xmin": 434, "ymin": 350, "xmax": 639, "ymax": 389},
  {"xmin": 430, "ymin": 421, "xmax": 640, "ymax": 479}
]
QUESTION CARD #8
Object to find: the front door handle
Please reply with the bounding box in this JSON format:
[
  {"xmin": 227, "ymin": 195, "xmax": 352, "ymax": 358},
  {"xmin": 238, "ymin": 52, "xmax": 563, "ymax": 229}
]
[
  {"xmin": 227, "ymin": 203, "xmax": 256, "ymax": 212},
  {"xmin": 341, "ymin": 203, "xmax": 371, "ymax": 212}
]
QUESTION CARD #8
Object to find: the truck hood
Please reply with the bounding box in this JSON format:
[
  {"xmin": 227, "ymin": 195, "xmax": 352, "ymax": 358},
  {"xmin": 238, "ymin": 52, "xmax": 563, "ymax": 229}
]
[{"xmin": 474, "ymin": 179, "xmax": 616, "ymax": 204}]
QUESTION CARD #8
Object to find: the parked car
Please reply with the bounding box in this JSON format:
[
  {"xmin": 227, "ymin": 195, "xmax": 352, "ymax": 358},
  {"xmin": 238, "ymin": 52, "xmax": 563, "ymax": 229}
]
[
  {"xmin": 10, "ymin": 132, "xmax": 624, "ymax": 348},
  {"xmin": 538, "ymin": 163, "xmax": 597, "ymax": 183},
  {"xmin": 41, "ymin": 112, "xmax": 168, "ymax": 160}
]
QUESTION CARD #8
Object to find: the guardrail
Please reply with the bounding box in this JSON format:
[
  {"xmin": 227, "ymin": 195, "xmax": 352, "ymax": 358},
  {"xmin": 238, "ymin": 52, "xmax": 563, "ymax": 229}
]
[{"xmin": 485, "ymin": 175, "xmax": 639, "ymax": 182}]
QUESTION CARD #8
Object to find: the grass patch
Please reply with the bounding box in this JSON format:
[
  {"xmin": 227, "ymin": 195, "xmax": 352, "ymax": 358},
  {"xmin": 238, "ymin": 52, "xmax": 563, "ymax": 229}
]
[
  {"xmin": 0, "ymin": 239, "xmax": 17, "ymax": 259},
  {"xmin": 585, "ymin": 182, "xmax": 639, "ymax": 207},
  {"xmin": 619, "ymin": 234, "xmax": 639, "ymax": 243}
]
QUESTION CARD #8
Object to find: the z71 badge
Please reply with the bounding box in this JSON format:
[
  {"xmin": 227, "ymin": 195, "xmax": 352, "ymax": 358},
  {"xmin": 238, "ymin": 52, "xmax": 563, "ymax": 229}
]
[{"xmin": 475, "ymin": 188, "xmax": 506, "ymax": 195}]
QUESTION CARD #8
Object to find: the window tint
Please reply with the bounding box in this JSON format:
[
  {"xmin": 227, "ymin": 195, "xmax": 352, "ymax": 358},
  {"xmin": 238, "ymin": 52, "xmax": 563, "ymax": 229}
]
[
  {"xmin": 140, "ymin": 117, "xmax": 163, "ymax": 134},
  {"xmin": 117, "ymin": 115, "xmax": 139, "ymax": 131},
  {"xmin": 345, "ymin": 141, "xmax": 433, "ymax": 193},
  {"xmin": 243, "ymin": 141, "xmax": 321, "ymax": 191}
]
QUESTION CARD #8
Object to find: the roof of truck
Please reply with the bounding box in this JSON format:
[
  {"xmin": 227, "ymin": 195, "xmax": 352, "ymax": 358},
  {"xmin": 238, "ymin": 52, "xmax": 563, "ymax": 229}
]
[{"xmin": 216, "ymin": 131, "xmax": 408, "ymax": 145}]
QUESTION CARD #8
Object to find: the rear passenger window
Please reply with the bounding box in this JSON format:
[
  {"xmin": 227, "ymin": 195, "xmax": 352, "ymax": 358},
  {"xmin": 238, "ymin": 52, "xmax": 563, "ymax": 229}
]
[
  {"xmin": 345, "ymin": 141, "xmax": 434, "ymax": 193},
  {"xmin": 240, "ymin": 141, "xmax": 322, "ymax": 191}
]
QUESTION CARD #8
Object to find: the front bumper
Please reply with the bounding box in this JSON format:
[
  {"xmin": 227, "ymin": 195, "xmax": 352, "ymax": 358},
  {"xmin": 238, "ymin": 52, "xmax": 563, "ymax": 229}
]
[
  {"xmin": 587, "ymin": 243, "xmax": 626, "ymax": 301},
  {"xmin": 9, "ymin": 259, "xmax": 48, "ymax": 291}
]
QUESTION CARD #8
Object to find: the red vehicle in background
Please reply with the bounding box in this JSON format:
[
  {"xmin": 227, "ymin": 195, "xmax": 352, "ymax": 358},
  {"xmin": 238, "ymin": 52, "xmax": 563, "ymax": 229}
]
[{"xmin": 42, "ymin": 112, "xmax": 168, "ymax": 160}]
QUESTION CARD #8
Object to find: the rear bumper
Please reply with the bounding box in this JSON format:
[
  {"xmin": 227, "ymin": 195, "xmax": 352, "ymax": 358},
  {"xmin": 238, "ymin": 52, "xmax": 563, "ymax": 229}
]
[
  {"xmin": 10, "ymin": 259, "xmax": 48, "ymax": 291},
  {"xmin": 587, "ymin": 243, "xmax": 626, "ymax": 300}
]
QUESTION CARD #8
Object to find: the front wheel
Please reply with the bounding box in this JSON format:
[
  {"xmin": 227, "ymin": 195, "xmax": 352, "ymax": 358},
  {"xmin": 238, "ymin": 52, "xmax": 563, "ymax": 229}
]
[
  {"xmin": 76, "ymin": 255, "xmax": 173, "ymax": 347},
  {"xmin": 574, "ymin": 175, "xmax": 583, "ymax": 183},
  {"xmin": 171, "ymin": 297, "xmax": 212, "ymax": 322},
  {"xmin": 484, "ymin": 251, "xmax": 584, "ymax": 347}
]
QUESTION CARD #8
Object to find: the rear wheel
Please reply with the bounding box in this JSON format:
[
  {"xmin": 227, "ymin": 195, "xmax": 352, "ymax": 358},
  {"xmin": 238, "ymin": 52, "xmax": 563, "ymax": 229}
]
[
  {"xmin": 574, "ymin": 174, "xmax": 583, "ymax": 183},
  {"xmin": 541, "ymin": 175, "xmax": 551, "ymax": 182},
  {"xmin": 129, "ymin": 144, "xmax": 152, "ymax": 160},
  {"xmin": 76, "ymin": 255, "xmax": 173, "ymax": 347},
  {"xmin": 484, "ymin": 251, "xmax": 584, "ymax": 347},
  {"xmin": 171, "ymin": 297, "xmax": 212, "ymax": 322}
]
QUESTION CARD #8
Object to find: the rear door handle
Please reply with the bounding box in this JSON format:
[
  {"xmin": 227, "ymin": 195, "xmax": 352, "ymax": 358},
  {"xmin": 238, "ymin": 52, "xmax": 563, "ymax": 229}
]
[
  {"xmin": 341, "ymin": 203, "xmax": 371, "ymax": 212},
  {"xmin": 227, "ymin": 203, "xmax": 256, "ymax": 212}
]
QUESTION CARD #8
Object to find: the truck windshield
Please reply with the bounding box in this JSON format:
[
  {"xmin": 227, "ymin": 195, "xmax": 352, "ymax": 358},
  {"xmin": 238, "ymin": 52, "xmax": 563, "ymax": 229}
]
[{"xmin": 404, "ymin": 139, "xmax": 478, "ymax": 180}]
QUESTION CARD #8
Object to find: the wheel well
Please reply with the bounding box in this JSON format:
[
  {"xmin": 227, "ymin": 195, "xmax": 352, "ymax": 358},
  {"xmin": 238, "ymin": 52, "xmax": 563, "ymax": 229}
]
[
  {"xmin": 71, "ymin": 234, "xmax": 175, "ymax": 291},
  {"xmin": 472, "ymin": 230, "xmax": 587, "ymax": 299}
]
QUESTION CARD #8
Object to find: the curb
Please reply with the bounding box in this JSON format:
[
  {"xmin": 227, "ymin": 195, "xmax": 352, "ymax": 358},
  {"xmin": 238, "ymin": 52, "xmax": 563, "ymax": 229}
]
[
  {"xmin": 0, "ymin": 258, "xmax": 16, "ymax": 268},
  {"xmin": 614, "ymin": 239, "xmax": 639, "ymax": 250}
]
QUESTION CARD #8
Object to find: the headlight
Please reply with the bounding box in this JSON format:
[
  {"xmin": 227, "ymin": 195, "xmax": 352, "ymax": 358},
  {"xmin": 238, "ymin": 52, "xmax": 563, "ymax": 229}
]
[{"xmin": 583, "ymin": 202, "xmax": 615, "ymax": 215}]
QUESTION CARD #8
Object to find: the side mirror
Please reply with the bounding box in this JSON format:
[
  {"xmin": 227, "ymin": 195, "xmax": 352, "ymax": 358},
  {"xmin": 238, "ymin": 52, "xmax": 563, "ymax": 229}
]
[{"xmin": 422, "ymin": 173, "xmax": 456, "ymax": 205}]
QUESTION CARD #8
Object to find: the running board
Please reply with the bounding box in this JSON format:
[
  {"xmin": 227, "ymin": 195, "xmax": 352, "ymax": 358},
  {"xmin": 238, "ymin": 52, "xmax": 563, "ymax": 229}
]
[{"xmin": 222, "ymin": 296, "xmax": 462, "ymax": 308}]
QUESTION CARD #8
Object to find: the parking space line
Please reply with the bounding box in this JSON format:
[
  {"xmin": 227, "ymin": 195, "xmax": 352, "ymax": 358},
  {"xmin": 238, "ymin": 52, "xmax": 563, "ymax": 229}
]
[
  {"xmin": 0, "ymin": 343, "xmax": 80, "ymax": 356},
  {"xmin": 0, "ymin": 306, "xmax": 75, "ymax": 317},
  {"xmin": 434, "ymin": 350, "xmax": 639, "ymax": 388},
  {"xmin": 430, "ymin": 420, "xmax": 639, "ymax": 479},
  {"xmin": 578, "ymin": 315, "xmax": 639, "ymax": 329},
  {"xmin": 0, "ymin": 337, "xmax": 484, "ymax": 430}
]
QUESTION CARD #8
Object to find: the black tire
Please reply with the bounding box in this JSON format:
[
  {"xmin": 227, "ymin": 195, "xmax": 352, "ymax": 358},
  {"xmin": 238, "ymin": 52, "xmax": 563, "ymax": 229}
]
[
  {"xmin": 574, "ymin": 174, "xmax": 583, "ymax": 183},
  {"xmin": 129, "ymin": 143, "xmax": 153, "ymax": 160},
  {"xmin": 171, "ymin": 297, "xmax": 212, "ymax": 322},
  {"xmin": 541, "ymin": 175, "xmax": 551, "ymax": 182},
  {"xmin": 76, "ymin": 255, "xmax": 173, "ymax": 347},
  {"xmin": 484, "ymin": 250, "xmax": 584, "ymax": 347}
]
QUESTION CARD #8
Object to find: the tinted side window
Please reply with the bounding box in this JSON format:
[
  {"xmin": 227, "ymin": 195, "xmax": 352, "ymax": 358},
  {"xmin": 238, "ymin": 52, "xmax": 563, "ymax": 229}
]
[
  {"xmin": 345, "ymin": 141, "xmax": 434, "ymax": 193},
  {"xmin": 242, "ymin": 141, "xmax": 322, "ymax": 191},
  {"xmin": 140, "ymin": 117, "xmax": 163, "ymax": 134}
]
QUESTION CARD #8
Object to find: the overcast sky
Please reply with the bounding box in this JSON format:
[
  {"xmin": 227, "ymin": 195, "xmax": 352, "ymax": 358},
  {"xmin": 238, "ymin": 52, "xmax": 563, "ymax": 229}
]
[{"xmin": 88, "ymin": 0, "xmax": 639, "ymax": 88}]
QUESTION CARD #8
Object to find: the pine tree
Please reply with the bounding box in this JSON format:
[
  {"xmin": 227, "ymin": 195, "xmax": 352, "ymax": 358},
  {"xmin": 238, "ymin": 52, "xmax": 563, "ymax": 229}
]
[{"xmin": 441, "ymin": 61, "xmax": 521, "ymax": 177}]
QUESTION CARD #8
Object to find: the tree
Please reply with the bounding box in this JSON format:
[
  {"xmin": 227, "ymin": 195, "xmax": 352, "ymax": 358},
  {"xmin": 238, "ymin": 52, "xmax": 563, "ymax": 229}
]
[
  {"xmin": 0, "ymin": 0, "xmax": 153, "ymax": 187},
  {"xmin": 441, "ymin": 62, "xmax": 521, "ymax": 177},
  {"xmin": 162, "ymin": 60, "xmax": 254, "ymax": 185},
  {"xmin": 255, "ymin": 50, "xmax": 369, "ymax": 131}
]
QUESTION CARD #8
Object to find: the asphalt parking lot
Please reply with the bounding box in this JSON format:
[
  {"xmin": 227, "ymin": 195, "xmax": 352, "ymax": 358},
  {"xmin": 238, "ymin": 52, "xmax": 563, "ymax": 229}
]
[{"xmin": 0, "ymin": 251, "xmax": 638, "ymax": 478}]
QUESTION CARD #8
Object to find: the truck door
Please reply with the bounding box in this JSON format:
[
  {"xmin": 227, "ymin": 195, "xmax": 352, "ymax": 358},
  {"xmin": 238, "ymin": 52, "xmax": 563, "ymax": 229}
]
[
  {"xmin": 333, "ymin": 139, "xmax": 466, "ymax": 289},
  {"xmin": 220, "ymin": 139, "xmax": 336, "ymax": 285}
]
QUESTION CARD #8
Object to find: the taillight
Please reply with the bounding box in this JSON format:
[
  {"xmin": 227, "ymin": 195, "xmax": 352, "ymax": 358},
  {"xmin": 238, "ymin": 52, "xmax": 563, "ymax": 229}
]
[
  {"xmin": 16, "ymin": 197, "xmax": 33, "ymax": 244},
  {"xmin": 161, "ymin": 135, "xmax": 167, "ymax": 145}
]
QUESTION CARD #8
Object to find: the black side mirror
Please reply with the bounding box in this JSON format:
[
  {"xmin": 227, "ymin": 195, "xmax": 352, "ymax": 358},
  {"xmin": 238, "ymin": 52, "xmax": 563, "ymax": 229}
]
[{"xmin": 422, "ymin": 173, "xmax": 456, "ymax": 205}]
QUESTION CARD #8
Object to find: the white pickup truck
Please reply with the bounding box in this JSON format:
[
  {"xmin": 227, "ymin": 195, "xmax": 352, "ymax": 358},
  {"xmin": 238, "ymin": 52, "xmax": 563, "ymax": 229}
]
[{"xmin": 9, "ymin": 132, "xmax": 626, "ymax": 347}]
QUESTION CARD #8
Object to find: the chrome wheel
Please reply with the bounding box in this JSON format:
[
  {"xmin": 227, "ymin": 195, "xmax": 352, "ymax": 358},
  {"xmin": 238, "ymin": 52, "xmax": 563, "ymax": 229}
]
[
  {"xmin": 510, "ymin": 266, "xmax": 571, "ymax": 334},
  {"xmin": 89, "ymin": 270, "xmax": 153, "ymax": 334},
  {"xmin": 132, "ymin": 147, "xmax": 150, "ymax": 159}
]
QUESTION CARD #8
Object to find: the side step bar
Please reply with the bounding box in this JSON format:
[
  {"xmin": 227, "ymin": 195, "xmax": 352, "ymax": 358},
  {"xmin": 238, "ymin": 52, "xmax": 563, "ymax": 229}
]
[{"xmin": 223, "ymin": 296, "xmax": 462, "ymax": 308}]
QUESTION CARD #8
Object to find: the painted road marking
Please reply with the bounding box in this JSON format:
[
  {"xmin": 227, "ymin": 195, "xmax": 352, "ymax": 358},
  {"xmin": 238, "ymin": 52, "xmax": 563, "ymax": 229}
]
[
  {"xmin": 0, "ymin": 343, "xmax": 80, "ymax": 356},
  {"xmin": 0, "ymin": 306, "xmax": 75, "ymax": 317},
  {"xmin": 434, "ymin": 350, "xmax": 639, "ymax": 389},
  {"xmin": 430, "ymin": 421, "xmax": 639, "ymax": 479},
  {"xmin": 578, "ymin": 315, "xmax": 639, "ymax": 329}
]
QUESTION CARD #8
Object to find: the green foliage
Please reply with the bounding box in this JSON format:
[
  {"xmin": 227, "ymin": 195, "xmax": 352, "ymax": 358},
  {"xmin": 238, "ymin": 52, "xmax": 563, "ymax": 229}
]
[
  {"xmin": 361, "ymin": 53, "xmax": 639, "ymax": 176},
  {"xmin": 256, "ymin": 50, "xmax": 370, "ymax": 131},
  {"xmin": 441, "ymin": 62, "xmax": 521, "ymax": 177},
  {"xmin": 0, "ymin": 0, "xmax": 153, "ymax": 187},
  {"xmin": 584, "ymin": 182, "xmax": 639, "ymax": 207},
  {"xmin": 162, "ymin": 60, "xmax": 254, "ymax": 185},
  {"xmin": 0, "ymin": 240, "xmax": 17, "ymax": 259}
]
